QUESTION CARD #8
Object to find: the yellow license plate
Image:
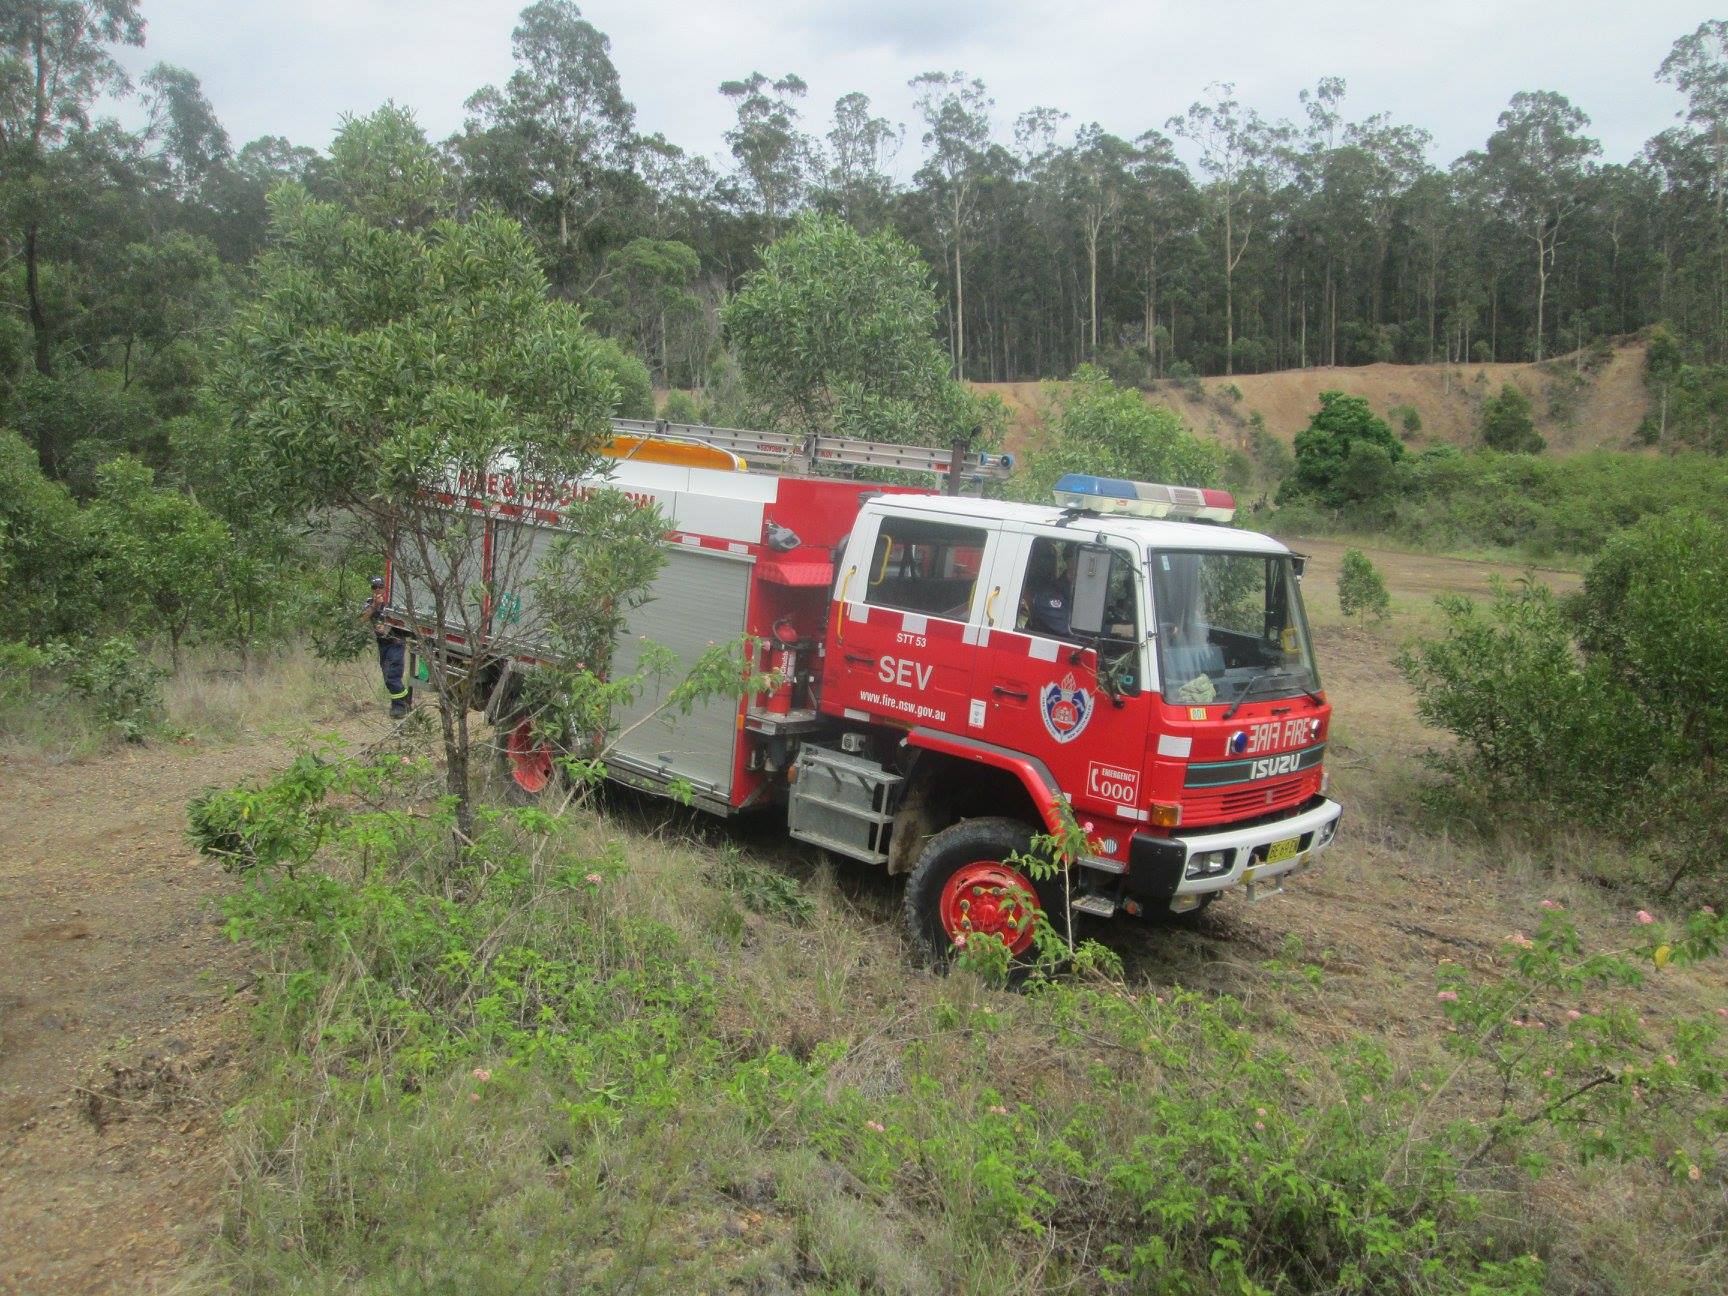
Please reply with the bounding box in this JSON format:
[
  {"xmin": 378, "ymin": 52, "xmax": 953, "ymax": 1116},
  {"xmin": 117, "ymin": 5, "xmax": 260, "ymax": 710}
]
[{"xmin": 1264, "ymin": 837, "xmax": 1301, "ymax": 865}]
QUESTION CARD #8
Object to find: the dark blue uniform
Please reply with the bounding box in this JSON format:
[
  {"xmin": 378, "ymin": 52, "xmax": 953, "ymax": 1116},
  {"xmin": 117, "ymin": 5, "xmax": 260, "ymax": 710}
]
[
  {"xmin": 1026, "ymin": 584, "xmax": 1072, "ymax": 638},
  {"xmin": 363, "ymin": 594, "xmax": 412, "ymax": 717}
]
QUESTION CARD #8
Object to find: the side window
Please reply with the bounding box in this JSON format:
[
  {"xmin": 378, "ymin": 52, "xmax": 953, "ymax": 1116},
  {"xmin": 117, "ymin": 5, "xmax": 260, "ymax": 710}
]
[
  {"xmin": 865, "ymin": 518, "xmax": 987, "ymax": 620},
  {"xmin": 1016, "ymin": 538, "xmax": 1140, "ymax": 644},
  {"xmin": 1017, "ymin": 537, "xmax": 1078, "ymax": 638}
]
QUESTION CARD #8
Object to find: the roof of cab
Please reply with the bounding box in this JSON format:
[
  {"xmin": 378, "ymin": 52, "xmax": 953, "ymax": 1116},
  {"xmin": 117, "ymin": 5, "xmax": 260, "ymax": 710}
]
[{"xmin": 865, "ymin": 492, "xmax": 1290, "ymax": 556}]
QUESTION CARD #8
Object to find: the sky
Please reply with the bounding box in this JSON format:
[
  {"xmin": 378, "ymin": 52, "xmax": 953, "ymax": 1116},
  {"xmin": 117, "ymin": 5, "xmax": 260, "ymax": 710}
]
[{"xmin": 111, "ymin": 0, "xmax": 1721, "ymax": 176}]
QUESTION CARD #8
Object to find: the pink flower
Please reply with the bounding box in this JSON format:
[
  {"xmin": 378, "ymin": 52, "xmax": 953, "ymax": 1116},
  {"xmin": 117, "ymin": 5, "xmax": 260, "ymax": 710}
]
[
  {"xmin": 1542, "ymin": 1068, "xmax": 1554, "ymax": 1078},
  {"xmin": 1253, "ymin": 1120, "xmax": 1265, "ymax": 1131},
  {"xmin": 1418, "ymin": 1082, "xmax": 1431, "ymax": 1092},
  {"xmin": 471, "ymin": 1067, "xmax": 492, "ymax": 1083},
  {"xmin": 1566, "ymin": 1009, "xmax": 1582, "ymax": 1021},
  {"xmin": 1255, "ymin": 1107, "xmax": 1267, "ymax": 1117},
  {"xmin": 1717, "ymin": 1008, "xmax": 1727, "ymax": 1018},
  {"xmin": 1528, "ymin": 1019, "xmax": 1546, "ymax": 1029},
  {"xmin": 1703, "ymin": 905, "xmax": 1716, "ymax": 915},
  {"xmin": 469, "ymin": 1092, "xmax": 481, "ymax": 1102},
  {"xmin": 1512, "ymin": 1018, "xmax": 1527, "ymax": 1028},
  {"xmin": 1539, "ymin": 899, "xmax": 1563, "ymax": 910},
  {"xmin": 399, "ymin": 756, "xmax": 411, "ymax": 765},
  {"xmin": 1665, "ymin": 1054, "xmax": 1678, "ymax": 1067},
  {"xmin": 1082, "ymin": 821, "xmax": 1095, "ymax": 834},
  {"xmin": 865, "ymin": 1120, "xmax": 885, "ymax": 1133},
  {"xmin": 1688, "ymin": 1165, "xmax": 1703, "ymax": 1181},
  {"xmin": 987, "ymin": 1104, "xmax": 1008, "ymax": 1115},
  {"xmin": 1637, "ymin": 910, "xmax": 1655, "ymax": 925},
  {"xmin": 1507, "ymin": 931, "xmax": 1534, "ymax": 949},
  {"xmin": 585, "ymin": 872, "xmax": 603, "ymax": 884},
  {"xmin": 1436, "ymin": 990, "xmax": 1459, "ymax": 1003}
]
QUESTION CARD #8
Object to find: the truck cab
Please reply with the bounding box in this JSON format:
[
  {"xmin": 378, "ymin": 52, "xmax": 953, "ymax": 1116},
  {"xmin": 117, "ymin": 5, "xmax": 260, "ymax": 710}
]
[{"xmin": 815, "ymin": 474, "xmax": 1342, "ymax": 958}]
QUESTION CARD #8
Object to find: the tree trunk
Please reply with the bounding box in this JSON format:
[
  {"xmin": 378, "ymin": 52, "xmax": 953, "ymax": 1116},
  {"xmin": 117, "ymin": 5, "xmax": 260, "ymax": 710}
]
[
  {"xmin": 440, "ymin": 695, "xmax": 475, "ymax": 850},
  {"xmin": 24, "ymin": 221, "xmax": 52, "ymax": 378},
  {"xmin": 1532, "ymin": 227, "xmax": 1549, "ymax": 364},
  {"xmin": 1223, "ymin": 200, "xmax": 1235, "ymax": 377}
]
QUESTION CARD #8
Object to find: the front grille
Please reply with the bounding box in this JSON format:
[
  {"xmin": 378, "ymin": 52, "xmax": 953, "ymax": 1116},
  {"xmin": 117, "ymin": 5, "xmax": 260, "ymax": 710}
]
[{"xmin": 1183, "ymin": 772, "xmax": 1316, "ymax": 826}]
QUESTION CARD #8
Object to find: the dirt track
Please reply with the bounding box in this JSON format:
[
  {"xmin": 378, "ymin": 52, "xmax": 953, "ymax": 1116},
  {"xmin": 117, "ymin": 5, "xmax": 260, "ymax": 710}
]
[{"xmin": 0, "ymin": 733, "xmax": 354, "ymax": 1295}]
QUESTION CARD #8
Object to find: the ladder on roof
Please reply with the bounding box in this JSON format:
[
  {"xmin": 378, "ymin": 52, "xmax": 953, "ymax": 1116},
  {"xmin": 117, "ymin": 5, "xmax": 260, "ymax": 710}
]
[{"xmin": 609, "ymin": 417, "xmax": 1014, "ymax": 489}]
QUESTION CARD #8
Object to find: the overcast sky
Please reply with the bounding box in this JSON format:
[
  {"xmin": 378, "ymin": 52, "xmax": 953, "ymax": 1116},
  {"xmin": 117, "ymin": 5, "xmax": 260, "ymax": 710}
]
[{"xmin": 113, "ymin": 1, "xmax": 1720, "ymax": 175}]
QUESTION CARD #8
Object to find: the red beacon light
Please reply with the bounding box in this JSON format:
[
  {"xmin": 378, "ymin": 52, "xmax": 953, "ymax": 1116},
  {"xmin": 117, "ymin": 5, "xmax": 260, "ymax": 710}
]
[{"xmin": 1052, "ymin": 473, "xmax": 1236, "ymax": 524}]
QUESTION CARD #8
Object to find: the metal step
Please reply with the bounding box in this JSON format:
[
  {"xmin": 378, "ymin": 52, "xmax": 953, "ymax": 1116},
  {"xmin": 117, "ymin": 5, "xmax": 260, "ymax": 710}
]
[
  {"xmin": 1070, "ymin": 893, "xmax": 1119, "ymax": 918},
  {"xmin": 610, "ymin": 418, "xmax": 1013, "ymax": 484}
]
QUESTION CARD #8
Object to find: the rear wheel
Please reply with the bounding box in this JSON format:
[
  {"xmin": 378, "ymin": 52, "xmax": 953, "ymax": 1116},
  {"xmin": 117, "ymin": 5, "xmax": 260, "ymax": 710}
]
[
  {"xmin": 902, "ymin": 817, "xmax": 1071, "ymax": 967},
  {"xmin": 498, "ymin": 713, "xmax": 561, "ymax": 801}
]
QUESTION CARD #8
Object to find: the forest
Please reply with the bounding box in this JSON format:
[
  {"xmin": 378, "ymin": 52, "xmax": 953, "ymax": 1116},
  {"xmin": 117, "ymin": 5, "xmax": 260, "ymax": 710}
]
[{"xmin": 9, "ymin": 1, "xmax": 1728, "ymax": 476}]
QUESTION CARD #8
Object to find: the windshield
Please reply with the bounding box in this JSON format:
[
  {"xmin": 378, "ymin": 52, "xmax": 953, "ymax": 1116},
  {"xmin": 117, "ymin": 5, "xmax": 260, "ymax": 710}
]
[{"xmin": 1150, "ymin": 550, "xmax": 1319, "ymax": 707}]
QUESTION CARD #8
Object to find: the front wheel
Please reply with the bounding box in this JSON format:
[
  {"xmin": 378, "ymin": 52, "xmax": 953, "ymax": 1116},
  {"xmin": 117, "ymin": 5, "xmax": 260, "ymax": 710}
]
[{"xmin": 902, "ymin": 818, "xmax": 1072, "ymax": 967}]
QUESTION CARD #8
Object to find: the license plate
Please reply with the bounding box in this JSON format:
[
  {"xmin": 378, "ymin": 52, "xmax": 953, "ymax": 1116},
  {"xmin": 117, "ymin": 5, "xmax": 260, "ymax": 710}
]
[{"xmin": 1264, "ymin": 836, "xmax": 1300, "ymax": 865}]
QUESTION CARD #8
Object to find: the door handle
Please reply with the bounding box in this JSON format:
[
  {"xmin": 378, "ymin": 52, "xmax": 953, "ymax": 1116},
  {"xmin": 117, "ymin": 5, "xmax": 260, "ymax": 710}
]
[
  {"xmin": 985, "ymin": 585, "xmax": 1000, "ymax": 626},
  {"xmin": 992, "ymin": 685, "xmax": 1029, "ymax": 701},
  {"xmin": 845, "ymin": 652, "xmax": 876, "ymax": 667}
]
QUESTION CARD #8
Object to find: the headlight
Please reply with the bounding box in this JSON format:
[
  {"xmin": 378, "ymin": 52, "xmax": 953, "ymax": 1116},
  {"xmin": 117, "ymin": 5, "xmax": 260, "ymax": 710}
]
[{"xmin": 1185, "ymin": 848, "xmax": 1233, "ymax": 880}]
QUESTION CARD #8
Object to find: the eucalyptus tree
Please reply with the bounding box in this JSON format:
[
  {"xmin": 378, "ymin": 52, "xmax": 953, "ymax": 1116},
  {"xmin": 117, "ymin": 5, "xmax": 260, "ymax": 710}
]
[
  {"xmin": 454, "ymin": 0, "xmax": 636, "ymax": 290},
  {"xmin": 1467, "ymin": 91, "xmax": 1600, "ymax": 361},
  {"xmin": 1170, "ymin": 83, "xmax": 1280, "ymax": 374},
  {"xmin": 910, "ymin": 71, "xmax": 992, "ymax": 378},
  {"xmin": 822, "ymin": 91, "xmax": 901, "ymax": 227},
  {"xmin": 1063, "ymin": 124, "xmax": 1135, "ymax": 359},
  {"xmin": 719, "ymin": 71, "xmax": 811, "ymax": 226},
  {"xmin": 0, "ymin": 0, "xmax": 144, "ymax": 376}
]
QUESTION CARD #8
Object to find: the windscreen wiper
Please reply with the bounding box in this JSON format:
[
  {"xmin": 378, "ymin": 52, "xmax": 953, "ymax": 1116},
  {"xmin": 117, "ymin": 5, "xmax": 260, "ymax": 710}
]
[
  {"xmin": 1223, "ymin": 667, "xmax": 1321, "ymax": 718},
  {"xmin": 1222, "ymin": 667, "xmax": 1281, "ymax": 720}
]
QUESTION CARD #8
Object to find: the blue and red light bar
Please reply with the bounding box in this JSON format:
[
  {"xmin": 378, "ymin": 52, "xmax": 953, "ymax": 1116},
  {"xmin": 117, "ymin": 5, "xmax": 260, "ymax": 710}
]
[{"xmin": 1052, "ymin": 474, "xmax": 1236, "ymax": 523}]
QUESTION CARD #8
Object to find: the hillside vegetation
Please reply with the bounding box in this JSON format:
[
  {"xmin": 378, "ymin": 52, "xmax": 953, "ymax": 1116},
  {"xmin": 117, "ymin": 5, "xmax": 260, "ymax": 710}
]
[{"xmin": 982, "ymin": 340, "xmax": 1653, "ymax": 464}]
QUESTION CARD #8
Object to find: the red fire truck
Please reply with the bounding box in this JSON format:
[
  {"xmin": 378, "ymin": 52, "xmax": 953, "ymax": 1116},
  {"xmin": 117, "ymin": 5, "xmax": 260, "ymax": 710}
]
[{"xmin": 387, "ymin": 420, "xmax": 1341, "ymax": 961}]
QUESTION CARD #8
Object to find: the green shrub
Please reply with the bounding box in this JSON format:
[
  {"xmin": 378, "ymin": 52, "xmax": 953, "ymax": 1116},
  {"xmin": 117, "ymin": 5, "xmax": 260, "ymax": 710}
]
[
  {"xmin": 1280, "ymin": 391, "xmax": 1405, "ymax": 510},
  {"xmin": 0, "ymin": 429, "xmax": 91, "ymax": 641},
  {"xmin": 57, "ymin": 637, "xmax": 166, "ymax": 741},
  {"xmin": 1481, "ymin": 383, "xmax": 1544, "ymax": 453},
  {"xmin": 1400, "ymin": 513, "xmax": 1728, "ymax": 892},
  {"xmin": 593, "ymin": 335, "xmax": 654, "ymax": 419},
  {"xmin": 658, "ymin": 389, "xmax": 700, "ymax": 424},
  {"xmin": 1337, "ymin": 549, "xmax": 1391, "ymax": 620},
  {"xmin": 1020, "ymin": 365, "xmax": 1222, "ymax": 498},
  {"xmin": 1389, "ymin": 403, "xmax": 1422, "ymax": 436}
]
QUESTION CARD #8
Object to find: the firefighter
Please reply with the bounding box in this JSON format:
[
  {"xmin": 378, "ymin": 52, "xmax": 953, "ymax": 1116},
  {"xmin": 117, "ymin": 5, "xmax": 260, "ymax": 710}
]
[
  {"xmin": 1021, "ymin": 540, "xmax": 1075, "ymax": 639},
  {"xmin": 363, "ymin": 576, "xmax": 413, "ymax": 719}
]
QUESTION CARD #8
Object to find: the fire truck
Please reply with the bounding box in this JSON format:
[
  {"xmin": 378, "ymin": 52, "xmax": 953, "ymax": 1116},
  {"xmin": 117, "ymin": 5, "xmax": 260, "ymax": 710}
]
[{"xmin": 386, "ymin": 419, "xmax": 1342, "ymax": 961}]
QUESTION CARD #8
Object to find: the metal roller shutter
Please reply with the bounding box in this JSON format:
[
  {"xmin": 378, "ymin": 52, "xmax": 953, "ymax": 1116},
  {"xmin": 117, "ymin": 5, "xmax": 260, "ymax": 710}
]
[{"xmin": 608, "ymin": 547, "xmax": 750, "ymax": 797}]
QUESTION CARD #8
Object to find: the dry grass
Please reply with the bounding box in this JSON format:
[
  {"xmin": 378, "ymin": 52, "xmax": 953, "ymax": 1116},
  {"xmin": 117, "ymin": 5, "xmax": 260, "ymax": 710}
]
[{"xmin": 162, "ymin": 647, "xmax": 378, "ymax": 740}]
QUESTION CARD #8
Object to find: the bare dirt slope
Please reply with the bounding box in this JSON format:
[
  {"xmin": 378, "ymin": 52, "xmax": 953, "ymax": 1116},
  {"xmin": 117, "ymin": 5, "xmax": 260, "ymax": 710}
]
[
  {"xmin": 978, "ymin": 341, "xmax": 1650, "ymax": 461},
  {"xmin": 0, "ymin": 727, "xmax": 360, "ymax": 1296}
]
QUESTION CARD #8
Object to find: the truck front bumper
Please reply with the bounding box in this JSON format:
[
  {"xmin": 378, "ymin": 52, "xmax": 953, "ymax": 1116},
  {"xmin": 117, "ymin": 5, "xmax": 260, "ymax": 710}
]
[{"xmin": 1121, "ymin": 797, "xmax": 1343, "ymax": 914}]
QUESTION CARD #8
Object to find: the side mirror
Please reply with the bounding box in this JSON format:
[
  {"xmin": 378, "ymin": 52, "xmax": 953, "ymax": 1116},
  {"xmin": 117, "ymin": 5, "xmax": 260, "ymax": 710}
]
[{"xmin": 1069, "ymin": 545, "xmax": 1111, "ymax": 638}]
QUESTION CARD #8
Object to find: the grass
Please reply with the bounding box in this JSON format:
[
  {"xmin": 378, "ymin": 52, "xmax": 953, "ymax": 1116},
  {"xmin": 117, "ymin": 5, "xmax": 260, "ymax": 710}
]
[{"xmin": 0, "ymin": 644, "xmax": 379, "ymax": 761}]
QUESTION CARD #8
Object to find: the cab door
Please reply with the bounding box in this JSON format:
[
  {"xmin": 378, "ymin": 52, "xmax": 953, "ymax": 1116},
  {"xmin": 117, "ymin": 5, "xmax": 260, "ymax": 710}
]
[
  {"xmin": 974, "ymin": 529, "xmax": 1156, "ymax": 828},
  {"xmin": 823, "ymin": 509, "xmax": 1000, "ymax": 735}
]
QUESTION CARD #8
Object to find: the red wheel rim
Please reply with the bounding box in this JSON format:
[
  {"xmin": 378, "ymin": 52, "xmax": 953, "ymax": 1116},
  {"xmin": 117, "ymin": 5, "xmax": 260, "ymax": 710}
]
[
  {"xmin": 938, "ymin": 860, "xmax": 1040, "ymax": 955},
  {"xmin": 506, "ymin": 717, "xmax": 554, "ymax": 793}
]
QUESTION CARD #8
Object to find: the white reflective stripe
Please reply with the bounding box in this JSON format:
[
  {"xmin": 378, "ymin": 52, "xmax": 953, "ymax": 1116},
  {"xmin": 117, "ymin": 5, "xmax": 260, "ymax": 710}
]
[
  {"xmin": 727, "ymin": 541, "xmax": 748, "ymax": 554},
  {"xmin": 901, "ymin": 612, "xmax": 928, "ymax": 634},
  {"xmin": 1027, "ymin": 637, "xmax": 1060, "ymax": 662},
  {"xmin": 848, "ymin": 602, "xmax": 869, "ymax": 622},
  {"xmin": 1118, "ymin": 806, "xmax": 1149, "ymax": 822},
  {"xmin": 678, "ymin": 534, "xmax": 701, "ymax": 546},
  {"xmin": 843, "ymin": 707, "xmax": 871, "ymax": 721},
  {"xmin": 963, "ymin": 623, "xmax": 987, "ymax": 645},
  {"xmin": 1157, "ymin": 734, "xmax": 1192, "ymax": 758}
]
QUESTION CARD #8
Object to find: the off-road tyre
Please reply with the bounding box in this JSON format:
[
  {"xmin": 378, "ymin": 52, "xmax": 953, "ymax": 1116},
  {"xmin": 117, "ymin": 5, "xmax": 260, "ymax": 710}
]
[{"xmin": 902, "ymin": 817, "xmax": 1073, "ymax": 969}]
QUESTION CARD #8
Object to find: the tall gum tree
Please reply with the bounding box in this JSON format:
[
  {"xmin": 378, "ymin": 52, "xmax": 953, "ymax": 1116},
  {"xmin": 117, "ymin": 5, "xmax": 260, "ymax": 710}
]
[{"xmin": 1467, "ymin": 91, "xmax": 1600, "ymax": 362}]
